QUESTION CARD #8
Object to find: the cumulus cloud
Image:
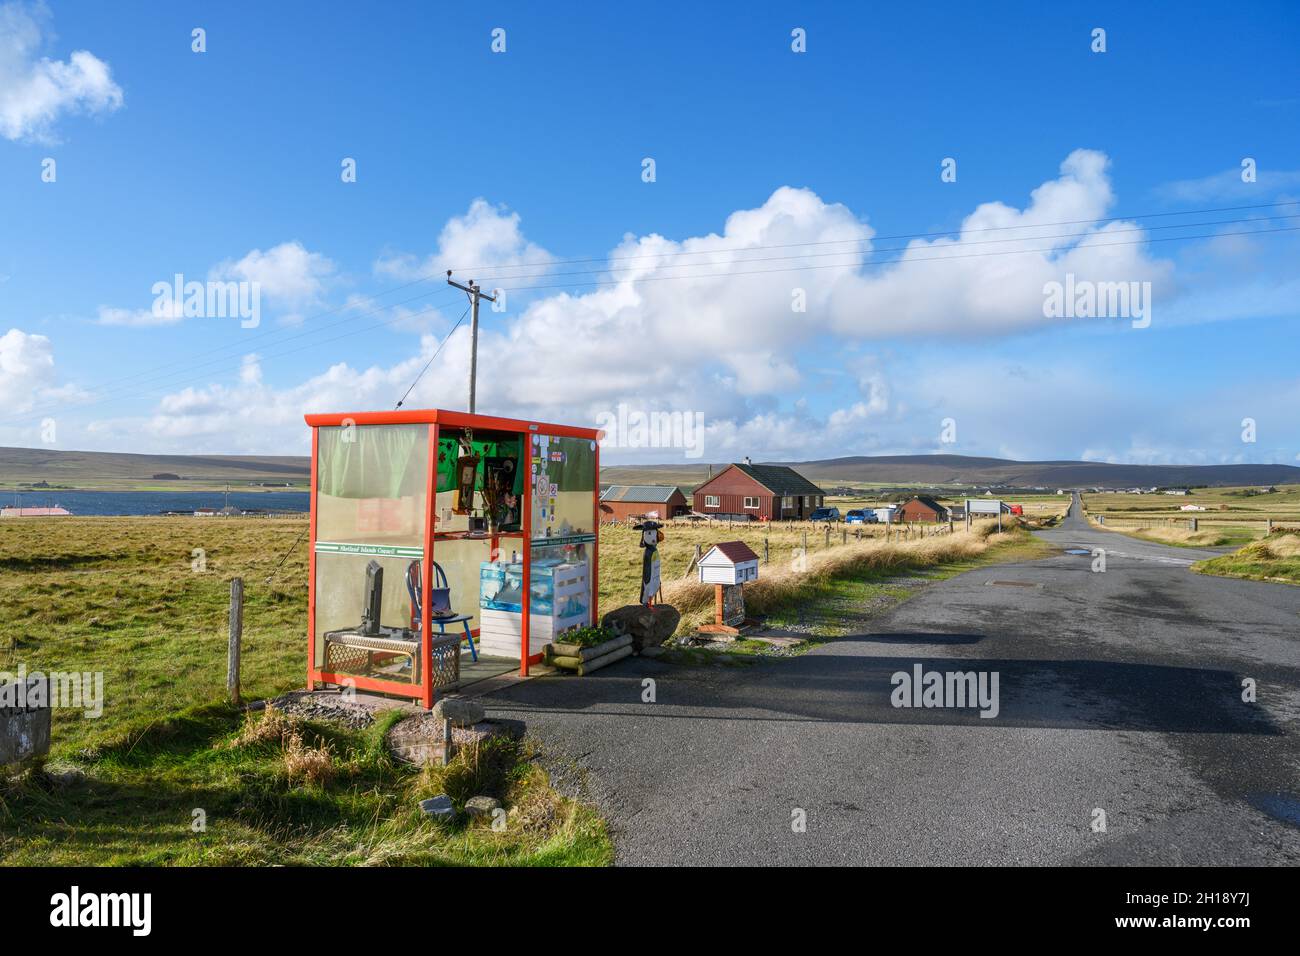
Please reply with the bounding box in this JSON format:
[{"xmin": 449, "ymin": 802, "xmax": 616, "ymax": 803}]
[
  {"xmin": 212, "ymin": 241, "xmax": 336, "ymax": 322},
  {"xmin": 0, "ymin": 1, "xmax": 123, "ymax": 142},
  {"xmin": 0, "ymin": 327, "xmax": 56, "ymax": 412},
  {"xmin": 375, "ymin": 198, "xmax": 553, "ymax": 282},
  {"xmin": 99, "ymin": 152, "xmax": 1282, "ymax": 461},
  {"xmin": 97, "ymin": 241, "xmax": 336, "ymax": 328},
  {"xmin": 827, "ymin": 150, "xmax": 1173, "ymax": 336}
]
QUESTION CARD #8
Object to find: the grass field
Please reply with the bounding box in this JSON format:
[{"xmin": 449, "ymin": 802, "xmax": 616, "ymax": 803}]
[
  {"xmin": 1081, "ymin": 485, "xmax": 1300, "ymax": 546},
  {"xmin": 0, "ymin": 510, "xmax": 1046, "ymax": 865},
  {"xmin": 0, "ymin": 517, "xmax": 611, "ymax": 865}
]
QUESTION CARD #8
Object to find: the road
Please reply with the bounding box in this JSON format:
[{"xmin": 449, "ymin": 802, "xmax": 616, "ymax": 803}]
[{"xmin": 486, "ymin": 497, "xmax": 1300, "ymax": 865}]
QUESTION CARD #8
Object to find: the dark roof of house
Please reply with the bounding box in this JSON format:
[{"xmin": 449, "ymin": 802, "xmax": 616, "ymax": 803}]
[
  {"xmin": 705, "ymin": 541, "xmax": 760, "ymax": 564},
  {"xmin": 729, "ymin": 462, "xmax": 823, "ymax": 497},
  {"xmin": 906, "ymin": 495, "xmax": 948, "ymax": 512},
  {"xmin": 600, "ymin": 484, "xmax": 685, "ymax": 503}
]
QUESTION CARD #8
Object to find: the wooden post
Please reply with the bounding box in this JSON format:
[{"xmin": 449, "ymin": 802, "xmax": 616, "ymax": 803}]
[
  {"xmin": 763, "ymin": 538, "xmax": 770, "ymax": 564},
  {"xmin": 802, "ymin": 530, "xmax": 808, "ymax": 555},
  {"xmin": 228, "ymin": 577, "xmax": 243, "ymax": 705},
  {"xmin": 842, "ymin": 528, "xmax": 847, "ymax": 545},
  {"xmin": 683, "ymin": 543, "xmax": 702, "ymax": 579},
  {"xmin": 1189, "ymin": 517, "xmax": 1198, "ymax": 531},
  {"xmin": 824, "ymin": 525, "xmax": 831, "ymax": 549},
  {"xmin": 1267, "ymin": 518, "xmax": 1273, "ymax": 532}
]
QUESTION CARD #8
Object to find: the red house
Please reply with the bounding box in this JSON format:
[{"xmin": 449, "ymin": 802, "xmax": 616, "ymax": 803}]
[
  {"xmin": 899, "ymin": 495, "xmax": 949, "ymax": 523},
  {"xmin": 691, "ymin": 460, "xmax": 824, "ymax": 521}
]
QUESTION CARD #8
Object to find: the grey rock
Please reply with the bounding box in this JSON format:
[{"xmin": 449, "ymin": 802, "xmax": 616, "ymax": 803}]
[
  {"xmin": 419, "ymin": 794, "xmax": 456, "ymax": 821},
  {"xmin": 432, "ymin": 697, "xmax": 486, "ymax": 727},
  {"xmin": 602, "ymin": 604, "xmax": 681, "ymax": 651},
  {"xmin": 465, "ymin": 795, "xmax": 502, "ymax": 818}
]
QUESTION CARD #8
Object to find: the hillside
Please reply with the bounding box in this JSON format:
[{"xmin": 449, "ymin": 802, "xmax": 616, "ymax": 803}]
[
  {"xmin": 6, "ymin": 446, "xmax": 1298, "ymax": 494},
  {"xmin": 0, "ymin": 446, "xmax": 310, "ymax": 491},
  {"xmin": 600, "ymin": 454, "xmax": 1300, "ymax": 491}
]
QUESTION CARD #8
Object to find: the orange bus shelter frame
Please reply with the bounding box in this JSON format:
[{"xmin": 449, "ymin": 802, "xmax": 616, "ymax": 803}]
[{"xmin": 303, "ymin": 408, "xmax": 603, "ymax": 710}]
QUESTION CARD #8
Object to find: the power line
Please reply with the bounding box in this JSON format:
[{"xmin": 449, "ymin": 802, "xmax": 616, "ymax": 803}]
[
  {"xmin": 442, "ymin": 199, "xmax": 1300, "ymax": 275},
  {"xmin": 0, "ymin": 298, "xmax": 463, "ymax": 427},
  {"xmin": 395, "ymin": 305, "xmax": 470, "ymax": 409},
  {"xmin": 469, "ymin": 213, "xmax": 1299, "ymax": 287},
  {"xmin": 16, "ymin": 201, "xmax": 1299, "ymax": 431},
  {"xmin": 54, "ymin": 199, "xmax": 1300, "ymax": 406},
  {"xmin": 478, "ymin": 223, "xmax": 1300, "ymax": 296}
]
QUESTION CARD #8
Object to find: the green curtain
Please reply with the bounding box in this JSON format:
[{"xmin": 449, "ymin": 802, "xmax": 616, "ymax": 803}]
[
  {"xmin": 319, "ymin": 425, "xmax": 426, "ymax": 499},
  {"xmin": 436, "ymin": 435, "xmax": 524, "ymax": 494}
]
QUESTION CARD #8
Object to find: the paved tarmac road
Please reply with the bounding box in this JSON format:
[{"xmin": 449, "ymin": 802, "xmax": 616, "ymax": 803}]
[{"xmin": 486, "ymin": 496, "xmax": 1300, "ymax": 865}]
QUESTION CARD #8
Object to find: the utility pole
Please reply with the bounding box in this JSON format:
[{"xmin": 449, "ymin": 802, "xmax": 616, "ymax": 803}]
[{"xmin": 447, "ymin": 272, "xmax": 496, "ymax": 414}]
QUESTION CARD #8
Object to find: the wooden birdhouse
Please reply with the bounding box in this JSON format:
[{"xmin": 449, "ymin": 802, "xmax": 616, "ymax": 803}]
[
  {"xmin": 697, "ymin": 541, "xmax": 760, "ymax": 636},
  {"xmin": 697, "ymin": 541, "xmax": 760, "ymax": 585}
]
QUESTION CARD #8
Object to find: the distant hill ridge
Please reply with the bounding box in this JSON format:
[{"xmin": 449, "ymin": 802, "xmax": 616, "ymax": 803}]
[
  {"xmin": 0, "ymin": 445, "xmax": 310, "ymax": 482},
  {"xmin": 3, "ymin": 446, "xmax": 1297, "ymax": 491},
  {"xmin": 601, "ymin": 453, "xmax": 1300, "ymax": 490}
]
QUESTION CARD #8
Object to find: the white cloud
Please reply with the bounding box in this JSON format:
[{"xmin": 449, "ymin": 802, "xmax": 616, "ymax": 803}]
[
  {"xmin": 375, "ymin": 198, "xmax": 553, "ymax": 282},
  {"xmin": 827, "ymin": 150, "xmax": 1173, "ymax": 336},
  {"xmin": 1155, "ymin": 165, "xmax": 1300, "ymax": 203},
  {"xmin": 0, "ymin": 1, "xmax": 123, "ymax": 142},
  {"xmin": 97, "ymin": 241, "xmax": 336, "ymax": 328},
  {"xmin": 96, "ymin": 297, "xmax": 183, "ymax": 328},
  {"xmin": 212, "ymin": 241, "xmax": 336, "ymax": 321},
  {"xmin": 87, "ymin": 153, "xmax": 1299, "ymax": 463},
  {"xmin": 0, "ymin": 327, "xmax": 55, "ymax": 412}
]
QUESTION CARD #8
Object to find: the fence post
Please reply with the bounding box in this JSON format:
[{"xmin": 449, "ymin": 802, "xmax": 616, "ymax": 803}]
[
  {"xmin": 802, "ymin": 530, "xmax": 808, "ymax": 555},
  {"xmin": 228, "ymin": 577, "xmax": 244, "ymax": 706},
  {"xmin": 824, "ymin": 525, "xmax": 831, "ymax": 549},
  {"xmin": 763, "ymin": 538, "xmax": 770, "ymax": 564}
]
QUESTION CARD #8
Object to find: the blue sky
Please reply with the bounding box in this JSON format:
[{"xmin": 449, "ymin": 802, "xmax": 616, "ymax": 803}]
[{"xmin": 1, "ymin": 0, "xmax": 1297, "ymax": 464}]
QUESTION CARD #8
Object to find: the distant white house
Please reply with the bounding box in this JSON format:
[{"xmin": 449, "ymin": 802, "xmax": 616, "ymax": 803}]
[
  {"xmin": 1180, "ymin": 504, "xmax": 1207, "ymax": 512},
  {"xmin": 1162, "ymin": 488, "xmax": 1190, "ymax": 496}
]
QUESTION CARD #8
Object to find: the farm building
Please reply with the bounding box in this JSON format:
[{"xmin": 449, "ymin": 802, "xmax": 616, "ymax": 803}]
[
  {"xmin": 0, "ymin": 505, "xmax": 71, "ymax": 517},
  {"xmin": 599, "ymin": 484, "xmax": 688, "ymax": 523},
  {"xmin": 899, "ymin": 496, "xmax": 949, "ymax": 523},
  {"xmin": 691, "ymin": 459, "xmax": 824, "ymax": 521}
]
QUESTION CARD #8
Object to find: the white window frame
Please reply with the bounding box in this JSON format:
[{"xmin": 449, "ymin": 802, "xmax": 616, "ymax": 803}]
[
  {"xmin": 743, "ymin": 496, "xmax": 759, "ymax": 509},
  {"xmin": 704, "ymin": 495, "xmax": 720, "ymax": 508},
  {"xmin": 782, "ymin": 496, "xmax": 795, "ymax": 510}
]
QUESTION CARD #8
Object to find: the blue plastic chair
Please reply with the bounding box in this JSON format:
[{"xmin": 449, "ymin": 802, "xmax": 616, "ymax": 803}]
[{"xmin": 406, "ymin": 560, "xmax": 478, "ymax": 662}]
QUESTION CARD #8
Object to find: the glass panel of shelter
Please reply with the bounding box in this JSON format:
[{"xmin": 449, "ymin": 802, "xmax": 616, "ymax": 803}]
[
  {"xmin": 525, "ymin": 434, "xmax": 598, "ymax": 659},
  {"xmin": 313, "ymin": 423, "xmax": 429, "ymax": 685}
]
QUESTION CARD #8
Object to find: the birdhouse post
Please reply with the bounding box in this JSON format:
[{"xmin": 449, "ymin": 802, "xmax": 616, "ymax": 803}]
[{"xmin": 696, "ymin": 541, "xmax": 760, "ymax": 636}]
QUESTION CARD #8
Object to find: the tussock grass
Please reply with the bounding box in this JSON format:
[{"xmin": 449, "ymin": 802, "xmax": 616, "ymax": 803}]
[
  {"xmin": 1193, "ymin": 532, "xmax": 1300, "ymax": 585},
  {"xmin": 662, "ymin": 519, "xmax": 1023, "ymax": 632}
]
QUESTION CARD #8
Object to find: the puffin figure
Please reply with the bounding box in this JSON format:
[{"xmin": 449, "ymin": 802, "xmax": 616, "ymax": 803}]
[{"xmin": 633, "ymin": 520, "xmax": 664, "ymax": 605}]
